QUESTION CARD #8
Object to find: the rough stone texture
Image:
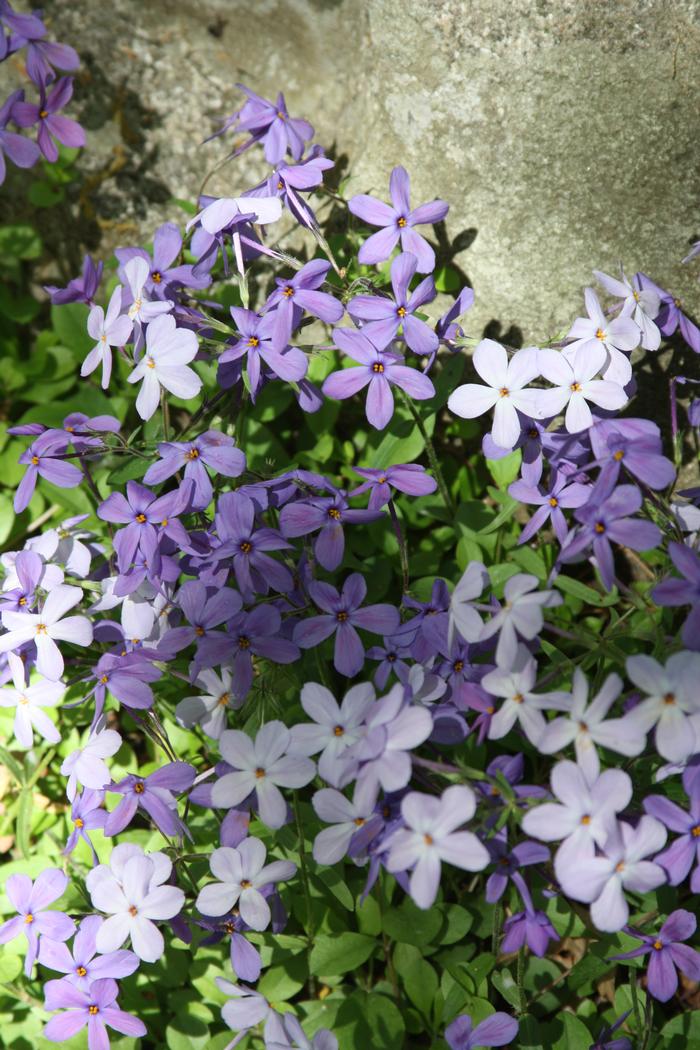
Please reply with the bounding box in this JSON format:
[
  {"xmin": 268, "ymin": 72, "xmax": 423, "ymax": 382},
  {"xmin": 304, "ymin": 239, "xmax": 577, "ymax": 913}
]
[{"xmin": 21, "ymin": 0, "xmax": 700, "ymax": 340}]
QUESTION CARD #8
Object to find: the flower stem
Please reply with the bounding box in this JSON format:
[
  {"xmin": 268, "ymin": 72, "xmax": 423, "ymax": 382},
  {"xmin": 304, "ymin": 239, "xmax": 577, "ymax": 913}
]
[
  {"xmin": 401, "ymin": 394, "xmax": 455, "ymax": 516},
  {"xmin": 387, "ymin": 498, "xmax": 410, "ymax": 594},
  {"xmin": 293, "ymin": 792, "xmax": 317, "ymax": 995}
]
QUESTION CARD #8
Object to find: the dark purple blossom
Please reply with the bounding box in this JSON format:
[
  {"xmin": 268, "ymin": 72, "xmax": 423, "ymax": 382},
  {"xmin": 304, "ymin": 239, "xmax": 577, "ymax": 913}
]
[
  {"xmin": 351, "ymin": 463, "xmax": 437, "ymax": 510},
  {"xmin": 12, "ymin": 76, "xmax": 85, "ymax": 162},
  {"xmin": 0, "ymin": 89, "xmax": 40, "ymax": 184},
  {"xmin": 589, "ymin": 418, "xmax": 676, "ymax": 491},
  {"xmin": 348, "ymin": 165, "xmax": 448, "ymax": 273},
  {"xmin": 279, "ymin": 489, "xmax": 382, "ymax": 570},
  {"xmin": 294, "ymin": 572, "xmax": 400, "ymax": 677},
  {"xmin": 211, "ymin": 491, "xmax": 293, "ymax": 597},
  {"xmin": 217, "ymin": 306, "xmax": 307, "ymax": 393},
  {"xmin": 98, "ymin": 480, "xmax": 193, "ymax": 575},
  {"xmin": 45, "ymin": 253, "xmax": 103, "ymax": 306},
  {"xmin": 638, "ymin": 272, "xmax": 700, "ymax": 354},
  {"xmin": 500, "ymin": 872, "xmax": 559, "ymax": 957},
  {"xmin": 115, "ymin": 221, "xmax": 210, "ymax": 298},
  {"xmin": 485, "ymin": 830, "xmax": 550, "ymax": 903},
  {"xmin": 88, "ymin": 651, "xmax": 162, "ymax": 719},
  {"xmin": 199, "ymin": 605, "xmax": 300, "ymax": 698},
  {"xmin": 214, "ymin": 84, "xmax": 314, "ymax": 165},
  {"xmin": 445, "ymin": 1012, "xmax": 519, "ymax": 1050},
  {"xmin": 348, "ymin": 252, "xmax": 439, "ymax": 356},
  {"xmin": 104, "ymin": 761, "xmax": 196, "ymax": 837},
  {"xmin": 14, "ymin": 429, "xmax": 82, "ymax": 513},
  {"xmin": 509, "ymin": 461, "xmax": 589, "ymax": 545},
  {"xmin": 161, "ymin": 580, "xmax": 242, "ymax": 657},
  {"xmin": 38, "ymin": 915, "xmax": 138, "ymax": 992},
  {"xmin": 266, "ymin": 258, "xmax": 344, "ymax": 343},
  {"xmin": 611, "ymin": 909, "xmax": 700, "ymax": 1002},
  {"xmin": 644, "ymin": 766, "xmax": 700, "ymax": 889}
]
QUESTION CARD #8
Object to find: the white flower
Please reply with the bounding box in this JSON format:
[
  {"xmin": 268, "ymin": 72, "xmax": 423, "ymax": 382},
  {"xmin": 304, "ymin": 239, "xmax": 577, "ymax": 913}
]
[
  {"xmin": 87, "ymin": 842, "xmax": 184, "ymax": 962},
  {"xmin": 448, "ymin": 560, "xmax": 488, "ymax": 648},
  {"xmin": 534, "ymin": 348, "xmax": 628, "ymax": 433},
  {"xmin": 447, "ymin": 340, "xmax": 541, "ymax": 449},
  {"xmin": 60, "ymin": 717, "xmax": 122, "ymax": 800},
  {"xmin": 82, "ymin": 285, "xmax": 133, "ymax": 388},
  {"xmin": 127, "ymin": 313, "xmax": 202, "ymax": 421},
  {"xmin": 175, "ymin": 667, "xmax": 239, "ymax": 740},
  {"xmin": 479, "ymin": 573, "xmax": 562, "ymax": 668},
  {"xmin": 624, "ymin": 652, "xmax": 700, "ymax": 763},
  {"xmin": 564, "ymin": 287, "xmax": 640, "ymax": 384},
  {"xmin": 0, "ymin": 651, "xmax": 63, "ymax": 747},
  {"xmin": 196, "ymin": 837, "xmax": 296, "ymax": 929},
  {"xmin": 124, "ymin": 257, "xmax": 173, "ymax": 325},
  {"xmin": 593, "ymin": 268, "xmax": 661, "ymax": 351},
  {"xmin": 0, "ymin": 583, "xmax": 93, "ymax": 681},
  {"xmin": 481, "ymin": 645, "xmax": 569, "ymax": 745}
]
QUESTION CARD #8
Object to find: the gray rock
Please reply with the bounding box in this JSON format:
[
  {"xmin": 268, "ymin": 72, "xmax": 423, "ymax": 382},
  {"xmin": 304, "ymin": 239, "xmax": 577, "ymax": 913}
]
[{"xmin": 29, "ymin": 0, "xmax": 700, "ymax": 337}]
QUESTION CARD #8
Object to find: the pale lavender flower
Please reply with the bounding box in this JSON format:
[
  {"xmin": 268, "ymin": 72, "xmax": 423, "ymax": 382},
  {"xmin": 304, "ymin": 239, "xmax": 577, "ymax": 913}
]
[
  {"xmin": 481, "ymin": 646, "xmax": 569, "ymax": 745},
  {"xmin": 12, "ymin": 77, "xmax": 85, "ymax": 162},
  {"xmin": 196, "ymin": 837, "xmax": 296, "ymax": 930},
  {"xmin": 293, "ymin": 573, "xmax": 400, "ymax": 677},
  {"xmin": 509, "ymin": 460, "xmax": 590, "ymax": 545},
  {"xmin": 0, "ymin": 650, "xmax": 63, "ymax": 746},
  {"xmin": 62, "ymin": 788, "xmax": 106, "ymax": 861},
  {"xmin": 268, "ymin": 1014, "xmax": 339, "ymax": 1050},
  {"xmin": 60, "ymin": 719, "xmax": 122, "ymax": 801},
  {"xmin": 87, "ymin": 843, "xmax": 185, "ymax": 962},
  {"xmin": 448, "ymin": 561, "xmax": 489, "ymax": 648},
  {"xmin": 348, "ymin": 165, "xmax": 448, "ymax": 272},
  {"xmin": 0, "ymin": 583, "xmax": 92, "ymax": 680},
  {"xmin": 521, "ymin": 760, "xmax": 632, "ymax": 874},
  {"xmin": 624, "ymin": 651, "xmax": 700, "ymax": 763},
  {"xmin": 28, "ymin": 513, "xmax": 99, "ymax": 579},
  {"xmin": 0, "ymin": 89, "xmax": 40, "ymax": 184},
  {"xmin": 122, "ymin": 256, "xmax": 173, "ymax": 327},
  {"xmin": 448, "ymin": 341, "xmax": 541, "ymax": 450},
  {"xmin": 127, "ymin": 312, "xmax": 201, "ymax": 421},
  {"xmin": 643, "ymin": 769, "xmax": 700, "ymax": 890},
  {"xmin": 535, "ymin": 348, "xmax": 628, "ymax": 433},
  {"xmin": 115, "ymin": 221, "xmax": 209, "ymax": 297},
  {"xmin": 266, "ymin": 258, "xmax": 344, "ymax": 344},
  {"xmin": 311, "ymin": 779, "xmax": 379, "ymax": 864},
  {"xmin": 212, "ymin": 722, "xmax": 315, "ymax": 828},
  {"xmin": 611, "ymin": 909, "xmax": 700, "ymax": 1002},
  {"xmin": 38, "ymin": 915, "xmax": 139, "ymax": 992},
  {"xmin": 289, "ymin": 681, "xmax": 376, "ymax": 786},
  {"xmin": 384, "ymin": 785, "xmax": 489, "ymax": 908},
  {"xmin": 216, "ymin": 977, "xmax": 283, "ymax": 1043},
  {"xmin": 82, "ymin": 286, "xmax": 133, "ymax": 389},
  {"xmin": 43, "ymin": 977, "xmax": 146, "ymax": 1047},
  {"xmin": 351, "ymin": 463, "xmax": 437, "ymax": 510},
  {"xmin": 176, "ymin": 667, "xmax": 240, "ymax": 739},
  {"xmin": 593, "ymin": 268, "xmax": 661, "ymax": 351},
  {"xmin": 564, "ymin": 286, "xmax": 640, "ymax": 383},
  {"xmin": 538, "ymin": 668, "xmax": 645, "ymax": 779},
  {"xmin": 652, "ymin": 541, "xmax": 700, "ymax": 651},
  {"xmin": 13, "ymin": 429, "xmax": 82, "ymax": 513},
  {"xmin": 103, "ymin": 761, "xmax": 196, "ymax": 838},
  {"xmin": 348, "ymin": 683, "xmax": 433, "ymax": 793},
  {"xmin": 558, "ymin": 816, "xmax": 667, "ymax": 932},
  {"xmin": 445, "ymin": 1012, "xmax": 519, "ymax": 1049},
  {"xmin": 323, "ymin": 326, "xmax": 435, "ymax": 430},
  {"xmin": 479, "ymin": 573, "xmax": 562, "ymax": 668},
  {"xmin": 0, "ymin": 869, "xmax": 75, "ymax": 976}
]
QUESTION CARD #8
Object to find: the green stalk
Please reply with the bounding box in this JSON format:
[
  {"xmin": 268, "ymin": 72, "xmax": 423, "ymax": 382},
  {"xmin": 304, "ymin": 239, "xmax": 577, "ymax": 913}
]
[{"xmin": 401, "ymin": 393, "xmax": 455, "ymax": 515}]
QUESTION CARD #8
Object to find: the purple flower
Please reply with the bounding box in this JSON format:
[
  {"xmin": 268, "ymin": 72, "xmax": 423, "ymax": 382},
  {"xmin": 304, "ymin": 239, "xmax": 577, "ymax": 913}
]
[
  {"xmin": 348, "ymin": 252, "xmax": 439, "ymax": 356},
  {"xmin": 12, "ymin": 77, "xmax": 85, "ymax": 162},
  {"xmin": 448, "ymin": 341, "xmax": 541, "ymax": 450},
  {"xmin": 348, "ymin": 685, "xmax": 432, "ymax": 792},
  {"xmin": 218, "ymin": 306, "xmax": 307, "ymax": 392},
  {"xmin": 0, "ymin": 583, "xmax": 92, "ymax": 680},
  {"xmin": 115, "ymin": 221, "xmax": 210, "ymax": 298},
  {"xmin": 0, "ymin": 90, "xmax": 40, "ymax": 184},
  {"xmin": 479, "ymin": 574, "xmax": 562, "ymax": 668},
  {"xmin": 351, "ymin": 463, "xmax": 437, "ymax": 510},
  {"xmin": 0, "ymin": 650, "xmax": 63, "ymax": 746},
  {"xmin": 81, "ymin": 287, "xmax": 133, "ymax": 389},
  {"xmin": 266, "ymin": 258, "xmax": 344, "ymax": 343},
  {"xmin": 104, "ymin": 761, "xmax": 196, "ymax": 838},
  {"xmin": 45, "ymin": 254, "xmax": 103, "ymax": 306},
  {"xmin": 0, "ymin": 869, "xmax": 75, "ymax": 976},
  {"xmin": 212, "ymin": 491, "xmax": 293, "ymax": 597},
  {"xmin": 289, "ymin": 681, "xmax": 376, "ymax": 786},
  {"xmin": 385, "ymin": 785, "xmax": 489, "ymax": 908},
  {"xmin": 500, "ymin": 888, "xmax": 559, "ymax": 957},
  {"xmin": 638, "ymin": 272, "xmax": 700, "ymax": 354},
  {"xmin": 87, "ymin": 843, "xmax": 185, "ymax": 962},
  {"xmin": 62, "ymin": 788, "xmax": 106, "ymax": 861},
  {"xmin": 13, "ymin": 429, "xmax": 82, "ymax": 513},
  {"xmin": 445, "ymin": 1012, "xmax": 519, "ymax": 1049},
  {"xmin": 611, "ymin": 909, "xmax": 700, "ymax": 1002},
  {"xmin": 589, "ymin": 418, "xmax": 676, "ymax": 492},
  {"xmin": 143, "ymin": 429, "xmax": 246, "ymax": 509},
  {"xmin": 560, "ymin": 478, "xmax": 662, "ymax": 590},
  {"xmin": 590, "ymin": 1011, "xmax": 633, "ymax": 1050},
  {"xmin": 89, "ymin": 651, "xmax": 162, "ymax": 718},
  {"xmin": 161, "ymin": 579, "xmax": 242, "ymax": 657},
  {"xmin": 559, "ymin": 816, "xmax": 667, "ymax": 933},
  {"xmin": 652, "ymin": 541, "xmax": 700, "ymax": 650},
  {"xmin": 644, "ymin": 770, "xmax": 700, "ymax": 889},
  {"xmin": 228, "ymin": 84, "xmax": 314, "ymax": 164},
  {"xmin": 509, "ymin": 461, "xmax": 589, "ymax": 545},
  {"xmin": 436, "ymin": 285, "xmax": 475, "ymax": 347},
  {"xmin": 127, "ymin": 312, "xmax": 201, "ymax": 420},
  {"xmin": 294, "ymin": 572, "xmax": 400, "ymax": 677},
  {"xmin": 196, "ymin": 836, "xmax": 296, "ymax": 929},
  {"xmin": 279, "ymin": 489, "xmax": 382, "ymax": 570},
  {"xmin": 43, "ymin": 977, "xmax": 146, "ymax": 1047},
  {"xmin": 211, "ymin": 721, "xmax": 315, "ymax": 828},
  {"xmin": 254, "ymin": 147, "xmax": 334, "ymax": 229},
  {"xmin": 539, "ymin": 668, "xmax": 645, "ymax": 780},
  {"xmin": 202, "ymin": 605, "xmax": 299, "ymax": 698},
  {"xmin": 348, "ymin": 165, "xmax": 448, "ymax": 273},
  {"xmin": 485, "ymin": 830, "xmax": 550, "ymax": 904},
  {"xmin": 38, "ymin": 915, "xmax": 139, "ymax": 991},
  {"xmin": 323, "ymin": 327, "xmax": 435, "ymax": 430},
  {"xmin": 22, "ymin": 33, "xmax": 80, "ymax": 86},
  {"xmin": 624, "ymin": 651, "xmax": 700, "ymax": 762},
  {"xmin": 98, "ymin": 479, "xmax": 192, "ymax": 576},
  {"xmin": 197, "ymin": 910, "xmax": 262, "ymax": 983}
]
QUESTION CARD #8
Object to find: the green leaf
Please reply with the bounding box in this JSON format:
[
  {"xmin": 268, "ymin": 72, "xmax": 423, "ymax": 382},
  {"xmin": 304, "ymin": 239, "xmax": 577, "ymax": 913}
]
[
  {"xmin": 0, "ymin": 745, "xmax": 25, "ymax": 785},
  {"xmin": 309, "ymin": 932, "xmax": 376, "ymax": 976},
  {"xmin": 490, "ymin": 967, "xmax": 520, "ymax": 1010},
  {"xmin": 382, "ymin": 898, "xmax": 443, "ymax": 946},
  {"xmin": 0, "ymin": 224, "xmax": 42, "ymax": 260},
  {"xmin": 477, "ymin": 496, "xmax": 519, "ymax": 536},
  {"xmin": 16, "ymin": 788, "xmax": 32, "ymax": 857},
  {"xmin": 28, "ymin": 181, "xmax": 65, "ymax": 207},
  {"xmin": 660, "ymin": 1010, "xmax": 700, "ymax": 1049},
  {"xmin": 310, "ymin": 867, "xmax": 355, "ymax": 911},
  {"xmin": 393, "ymin": 944, "xmax": 438, "ymax": 1019},
  {"xmin": 51, "ymin": 302, "xmax": 94, "ymax": 356},
  {"xmin": 552, "ymin": 1013, "xmax": 592, "ymax": 1050},
  {"xmin": 554, "ymin": 575, "xmax": 607, "ymax": 607},
  {"xmin": 486, "ymin": 450, "xmax": 521, "ymax": 488}
]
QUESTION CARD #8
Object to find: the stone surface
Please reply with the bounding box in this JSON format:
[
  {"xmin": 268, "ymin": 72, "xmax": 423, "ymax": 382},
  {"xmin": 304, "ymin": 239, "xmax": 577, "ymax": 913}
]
[{"xmin": 21, "ymin": 0, "xmax": 700, "ymax": 339}]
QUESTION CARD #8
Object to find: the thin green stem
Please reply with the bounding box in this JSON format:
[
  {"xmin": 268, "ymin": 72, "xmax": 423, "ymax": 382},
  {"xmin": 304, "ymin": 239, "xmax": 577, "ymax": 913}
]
[
  {"xmin": 387, "ymin": 498, "xmax": 410, "ymax": 594},
  {"xmin": 293, "ymin": 793, "xmax": 317, "ymax": 995},
  {"xmin": 515, "ymin": 946, "xmax": 527, "ymax": 1015},
  {"xmin": 401, "ymin": 393, "xmax": 455, "ymax": 516}
]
